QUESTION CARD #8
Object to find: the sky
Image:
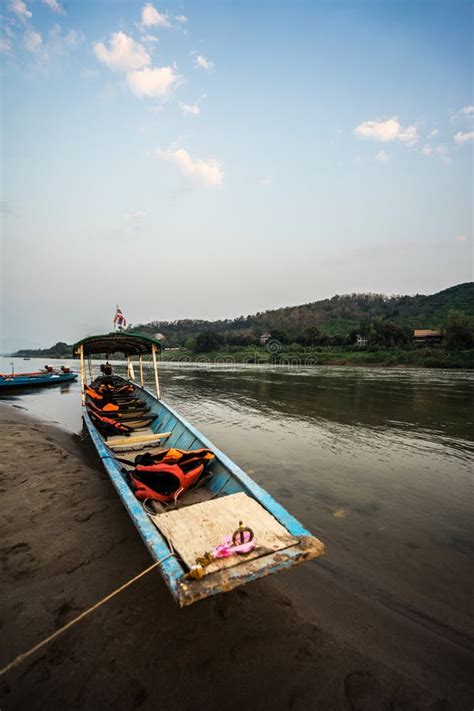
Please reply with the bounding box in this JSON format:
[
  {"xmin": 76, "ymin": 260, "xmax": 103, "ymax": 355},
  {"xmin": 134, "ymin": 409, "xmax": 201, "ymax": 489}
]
[{"xmin": 1, "ymin": 0, "xmax": 473, "ymax": 351}]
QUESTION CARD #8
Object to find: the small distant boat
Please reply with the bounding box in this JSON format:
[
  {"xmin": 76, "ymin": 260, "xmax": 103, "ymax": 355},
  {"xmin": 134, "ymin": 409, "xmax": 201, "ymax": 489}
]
[
  {"xmin": 0, "ymin": 367, "xmax": 77, "ymax": 390},
  {"xmin": 23, "ymin": 357, "xmax": 31, "ymax": 360},
  {"xmin": 74, "ymin": 333, "xmax": 325, "ymax": 606}
]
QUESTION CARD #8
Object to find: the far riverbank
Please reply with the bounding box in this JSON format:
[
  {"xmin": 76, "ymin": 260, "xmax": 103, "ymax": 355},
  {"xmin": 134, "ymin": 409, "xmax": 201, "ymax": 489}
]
[
  {"xmin": 10, "ymin": 346, "xmax": 474, "ymax": 369},
  {"xmin": 158, "ymin": 345, "xmax": 474, "ymax": 369}
]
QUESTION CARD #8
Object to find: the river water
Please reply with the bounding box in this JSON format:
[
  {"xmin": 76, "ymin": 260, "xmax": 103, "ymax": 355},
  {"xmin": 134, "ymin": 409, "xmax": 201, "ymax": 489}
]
[{"xmin": 1, "ymin": 356, "xmax": 473, "ymax": 660}]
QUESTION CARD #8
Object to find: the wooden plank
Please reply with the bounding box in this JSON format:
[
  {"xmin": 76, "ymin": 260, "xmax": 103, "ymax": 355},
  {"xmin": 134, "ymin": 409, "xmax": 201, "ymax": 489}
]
[
  {"xmin": 107, "ymin": 431, "xmax": 172, "ymax": 447},
  {"xmin": 115, "ymin": 445, "xmax": 168, "ymax": 466},
  {"xmin": 153, "ymin": 492, "xmax": 298, "ymax": 576}
]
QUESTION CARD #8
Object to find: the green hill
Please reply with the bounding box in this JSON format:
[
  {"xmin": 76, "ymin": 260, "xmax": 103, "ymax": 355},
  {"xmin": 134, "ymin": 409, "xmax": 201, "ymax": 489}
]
[
  {"xmin": 12, "ymin": 283, "xmax": 474, "ymax": 356},
  {"xmin": 391, "ymin": 283, "xmax": 474, "ymax": 326},
  {"xmin": 132, "ymin": 282, "xmax": 474, "ymax": 345}
]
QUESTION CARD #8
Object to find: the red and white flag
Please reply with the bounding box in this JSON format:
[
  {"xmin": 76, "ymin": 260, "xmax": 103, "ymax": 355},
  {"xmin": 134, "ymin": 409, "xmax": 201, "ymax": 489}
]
[{"xmin": 113, "ymin": 305, "xmax": 127, "ymax": 331}]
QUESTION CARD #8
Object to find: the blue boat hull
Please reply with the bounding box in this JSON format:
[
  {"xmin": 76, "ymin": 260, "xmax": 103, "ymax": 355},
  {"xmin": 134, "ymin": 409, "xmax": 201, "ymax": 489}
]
[
  {"xmin": 83, "ymin": 377, "xmax": 325, "ymax": 606},
  {"xmin": 0, "ymin": 372, "xmax": 78, "ymax": 390}
]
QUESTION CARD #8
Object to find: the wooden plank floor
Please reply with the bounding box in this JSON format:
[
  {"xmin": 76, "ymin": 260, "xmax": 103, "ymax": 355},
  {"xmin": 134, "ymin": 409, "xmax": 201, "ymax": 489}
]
[
  {"xmin": 153, "ymin": 492, "xmax": 298, "ymax": 576},
  {"xmin": 107, "ymin": 430, "xmax": 171, "ymax": 451}
]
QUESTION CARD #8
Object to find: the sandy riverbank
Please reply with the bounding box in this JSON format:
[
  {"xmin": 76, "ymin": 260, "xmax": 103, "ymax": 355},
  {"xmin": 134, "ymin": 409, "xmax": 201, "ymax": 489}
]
[{"xmin": 0, "ymin": 403, "xmax": 470, "ymax": 710}]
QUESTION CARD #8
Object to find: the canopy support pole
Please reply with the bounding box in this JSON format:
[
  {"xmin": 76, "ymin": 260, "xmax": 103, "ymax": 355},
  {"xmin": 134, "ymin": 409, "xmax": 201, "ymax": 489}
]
[
  {"xmin": 151, "ymin": 344, "xmax": 160, "ymax": 399},
  {"xmin": 127, "ymin": 356, "xmax": 135, "ymax": 381},
  {"xmin": 79, "ymin": 345, "xmax": 86, "ymax": 405},
  {"xmin": 139, "ymin": 355, "xmax": 144, "ymax": 386}
]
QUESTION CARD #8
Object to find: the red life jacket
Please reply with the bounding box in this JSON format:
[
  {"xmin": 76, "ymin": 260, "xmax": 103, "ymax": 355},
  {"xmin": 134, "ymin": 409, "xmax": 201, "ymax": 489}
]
[
  {"xmin": 129, "ymin": 449, "xmax": 215, "ymax": 503},
  {"xmin": 130, "ymin": 461, "xmax": 206, "ymax": 503},
  {"xmin": 89, "ymin": 411, "xmax": 131, "ymax": 435}
]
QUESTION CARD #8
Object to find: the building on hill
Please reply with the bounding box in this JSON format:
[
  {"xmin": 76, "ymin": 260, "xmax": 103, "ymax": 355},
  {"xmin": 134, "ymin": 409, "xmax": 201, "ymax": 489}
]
[
  {"xmin": 356, "ymin": 334, "xmax": 368, "ymax": 346},
  {"xmin": 260, "ymin": 333, "xmax": 272, "ymax": 345},
  {"xmin": 413, "ymin": 329, "xmax": 443, "ymax": 344}
]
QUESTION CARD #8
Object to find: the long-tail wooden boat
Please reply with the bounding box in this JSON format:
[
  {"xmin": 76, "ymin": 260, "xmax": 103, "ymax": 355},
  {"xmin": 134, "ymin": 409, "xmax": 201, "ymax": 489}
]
[
  {"xmin": 73, "ymin": 333, "xmax": 325, "ymax": 606},
  {"xmin": 0, "ymin": 369, "xmax": 77, "ymax": 390}
]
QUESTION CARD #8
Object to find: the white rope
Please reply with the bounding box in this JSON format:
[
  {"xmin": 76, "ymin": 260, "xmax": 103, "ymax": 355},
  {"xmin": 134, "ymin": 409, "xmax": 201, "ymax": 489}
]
[{"xmin": 0, "ymin": 553, "xmax": 175, "ymax": 678}]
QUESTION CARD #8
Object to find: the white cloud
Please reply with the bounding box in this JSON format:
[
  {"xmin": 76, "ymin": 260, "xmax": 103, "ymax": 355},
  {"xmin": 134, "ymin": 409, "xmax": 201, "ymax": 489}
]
[
  {"xmin": 430, "ymin": 129, "xmax": 439, "ymax": 137},
  {"xmin": 354, "ymin": 117, "xmax": 417, "ymax": 145},
  {"xmin": 259, "ymin": 177, "xmax": 272, "ymax": 185},
  {"xmin": 451, "ymin": 105, "xmax": 474, "ymax": 121},
  {"xmin": 375, "ymin": 150, "xmax": 390, "ymax": 162},
  {"xmin": 24, "ymin": 28, "xmax": 42, "ymax": 53},
  {"xmin": 119, "ymin": 210, "xmax": 147, "ymax": 234},
  {"xmin": 454, "ymin": 130, "xmax": 474, "ymax": 145},
  {"xmin": 421, "ymin": 144, "xmax": 433, "ymax": 156},
  {"xmin": 42, "ymin": 0, "xmax": 64, "ymax": 14},
  {"xmin": 141, "ymin": 3, "xmax": 170, "ymax": 28},
  {"xmin": 48, "ymin": 24, "xmax": 83, "ymax": 53},
  {"xmin": 142, "ymin": 33, "xmax": 159, "ymax": 44},
  {"xmin": 0, "ymin": 37, "xmax": 12, "ymax": 53},
  {"xmin": 175, "ymin": 15, "xmax": 188, "ymax": 23},
  {"xmin": 127, "ymin": 65, "xmax": 182, "ymax": 98},
  {"xmin": 435, "ymin": 144, "xmax": 450, "ymax": 163},
  {"xmin": 124, "ymin": 209, "xmax": 147, "ymax": 222},
  {"xmin": 94, "ymin": 32, "xmax": 150, "ymax": 72},
  {"xmin": 158, "ymin": 147, "xmax": 223, "ymax": 187},
  {"xmin": 10, "ymin": 0, "xmax": 31, "ymax": 20},
  {"xmin": 180, "ymin": 101, "xmax": 200, "ymax": 116},
  {"xmin": 3, "ymin": 23, "xmax": 15, "ymax": 40},
  {"xmin": 194, "ymin": 53, "xmax": 214, "ymax": 71}
]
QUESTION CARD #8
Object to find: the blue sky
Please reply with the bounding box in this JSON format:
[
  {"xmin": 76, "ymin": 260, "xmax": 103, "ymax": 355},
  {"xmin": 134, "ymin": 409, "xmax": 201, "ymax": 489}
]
[{"xmin": 1, "ymin": 0, "xmax": 472, "ymax": 350}]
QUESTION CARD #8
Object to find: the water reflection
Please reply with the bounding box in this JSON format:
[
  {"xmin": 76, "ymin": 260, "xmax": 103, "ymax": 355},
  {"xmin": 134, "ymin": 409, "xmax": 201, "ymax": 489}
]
[{"xmin": 157, "ymin": 365, "xmax": 474, "ymax": 463}]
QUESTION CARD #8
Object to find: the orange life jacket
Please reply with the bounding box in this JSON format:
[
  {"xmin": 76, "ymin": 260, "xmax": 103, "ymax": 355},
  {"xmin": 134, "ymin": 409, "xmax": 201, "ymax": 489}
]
[
  {"xmin": 89, "ymin": 411, "xmax": 132, "ymax": 436},
  {"xmin": 85, "ymin": 387, "xmax": 102, "ymax": 400},
  {"xmin": 129, "ymin": 448, "xmax": 215, "ymax": 503},
  {"xmin": 87, "ymin": 399, "xmax": 119, "ymax": 414}
]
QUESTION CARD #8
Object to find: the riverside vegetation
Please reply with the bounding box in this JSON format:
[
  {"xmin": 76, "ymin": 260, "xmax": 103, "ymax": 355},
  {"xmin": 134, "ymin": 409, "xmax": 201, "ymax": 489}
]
[{"xmin": 14, "ymin": 283, "xmax": 474, "ymax": 369}]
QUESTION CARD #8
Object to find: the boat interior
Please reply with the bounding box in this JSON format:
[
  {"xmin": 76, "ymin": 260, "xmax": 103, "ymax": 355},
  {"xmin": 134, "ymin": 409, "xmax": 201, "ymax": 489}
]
[{"xmin": 85, "ymin": 375, "xmax": 225, "ymax": 512}]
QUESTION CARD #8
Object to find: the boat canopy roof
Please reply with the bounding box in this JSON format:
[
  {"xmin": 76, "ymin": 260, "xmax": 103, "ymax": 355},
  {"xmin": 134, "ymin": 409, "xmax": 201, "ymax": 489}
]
[{"xmin": 73, "ymin": 332, "xmax": 162, "ymax": 357}]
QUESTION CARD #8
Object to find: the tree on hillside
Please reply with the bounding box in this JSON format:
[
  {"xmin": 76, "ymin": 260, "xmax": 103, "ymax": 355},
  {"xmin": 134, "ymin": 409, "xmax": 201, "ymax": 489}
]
[
  {"xmin": 50, "ymin": 342, "xmax": 70, "ymax": 356},
  {"xmin": 269, "ymin": 329, "xmax": 290, "ymax": 345},
  {"xmin": 443, "ymin": 311, "xmax": 474, "ymax": 350},
  {"xmin": 363, "ymin": 317, "xmax": 410, "ymax": 347},
  {"xmin": 297, "ymin": 326, "xmax": 321, "ymax": 346},
  {"xmin": 194, "ymin": 331, "xmax": 225, "ymax": 353}
]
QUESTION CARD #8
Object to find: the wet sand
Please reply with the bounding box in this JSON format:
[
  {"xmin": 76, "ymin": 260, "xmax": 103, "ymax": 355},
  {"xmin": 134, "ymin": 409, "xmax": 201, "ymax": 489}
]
[{"xmin": 0, "ymin": 403, "xmax": 471, "ymax": 710}]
